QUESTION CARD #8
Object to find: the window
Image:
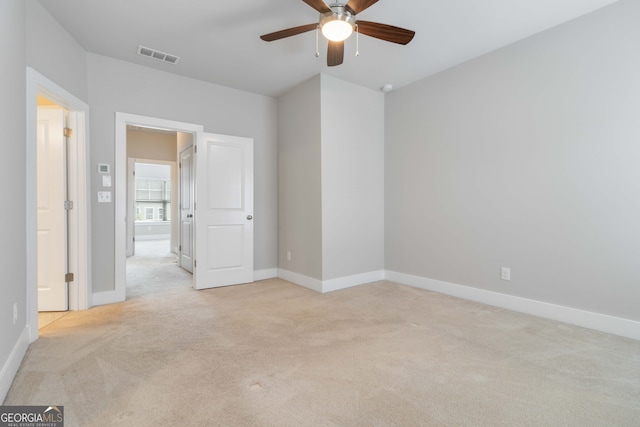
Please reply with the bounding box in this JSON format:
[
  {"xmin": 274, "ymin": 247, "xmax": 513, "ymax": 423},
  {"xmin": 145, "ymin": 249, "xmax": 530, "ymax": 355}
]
[
  {"xmin": 145, "ymin": 207, "xmax": 154, "ymax": 220},
  {"xmin": 136, "ymin": 179, "xmax": 166, "ymax": 201}
]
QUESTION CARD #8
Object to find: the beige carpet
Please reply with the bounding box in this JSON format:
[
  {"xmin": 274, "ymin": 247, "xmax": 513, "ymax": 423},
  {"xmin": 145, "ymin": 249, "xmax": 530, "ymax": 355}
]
[
  {"xmin": 5, "ymin": 245, "xmax": 640, "ymax": 426},
  {"xmin": 38, "ymin": 311, "xmax": 69, "ymax": 330}
]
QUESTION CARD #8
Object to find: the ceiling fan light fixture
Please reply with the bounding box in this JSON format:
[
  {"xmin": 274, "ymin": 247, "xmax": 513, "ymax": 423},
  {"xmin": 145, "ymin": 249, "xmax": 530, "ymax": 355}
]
[
  {"xmin": 321, "ymin": 19, "xmax": 353, "ymax": 42},
  {"xmin": 320, "ymin": 7, "xmax": 355, "ymax": 42}
]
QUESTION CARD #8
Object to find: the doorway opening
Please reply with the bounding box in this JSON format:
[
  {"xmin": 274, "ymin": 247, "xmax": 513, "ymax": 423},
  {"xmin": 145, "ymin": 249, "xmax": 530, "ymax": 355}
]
[
  {"xmin": 125, "ymin": 125, "xmax": 179, "ymax": 260},
  {"xmin": 113, "ymin": 113, "xmax": 204, "ymax": 305},
  {"xmin": 125, "ymin": 141, "xmax": 183, "ymax": 298},
  {"xmin": 130, "ymin": 161, "xmax": 173, "ymax": 256},
  {"xmin": 27, "ymin": 68, "xmax": 90, "ymax": 342},
  {"xmin": 36, "ymin": 99, "xmax": 70, "ymax": 328}
]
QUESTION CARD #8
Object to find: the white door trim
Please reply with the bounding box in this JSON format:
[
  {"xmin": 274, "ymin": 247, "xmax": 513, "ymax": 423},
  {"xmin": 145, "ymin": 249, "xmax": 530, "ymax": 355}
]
[
  {"xmin": 26, "ymin": 67, "xmax": 91, "ymax": 343},
  {"xmin": 113, "ymin": 113, "xmax": 203, "ymax": 305}
]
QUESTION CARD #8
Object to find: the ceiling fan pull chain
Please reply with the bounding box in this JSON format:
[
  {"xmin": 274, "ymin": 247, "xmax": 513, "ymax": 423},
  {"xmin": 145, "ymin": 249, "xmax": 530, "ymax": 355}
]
[
  {"xmin": 315, "ymin": 25, "xmax": 320, "ymax": 57},
  {"xmin": 355, "ymin": 24, "xmax": 360, "ymax": 57}
]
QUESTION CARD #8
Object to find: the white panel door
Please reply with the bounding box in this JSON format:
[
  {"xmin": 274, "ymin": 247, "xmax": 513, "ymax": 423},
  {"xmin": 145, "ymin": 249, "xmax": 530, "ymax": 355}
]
[
  {"xmin": 179, "ymin": 146, "xmax": 194, "ymax": 273},
  {"xmin": 194, "ymin": 132, "xmax": 253, "ymax": 289},
  {"xmin": 37, "ymin": 108, "xmax": 68, "ymax": 311}
]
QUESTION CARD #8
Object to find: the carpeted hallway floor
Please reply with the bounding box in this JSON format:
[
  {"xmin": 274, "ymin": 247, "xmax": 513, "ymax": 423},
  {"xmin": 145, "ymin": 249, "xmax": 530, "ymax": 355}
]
[{"xmin": 5, "ymin": 241, "xmax": 640, "ymax": 426}]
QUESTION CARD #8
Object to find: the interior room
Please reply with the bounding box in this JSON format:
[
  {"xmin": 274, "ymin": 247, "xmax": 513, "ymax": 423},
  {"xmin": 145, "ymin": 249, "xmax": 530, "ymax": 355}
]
[{"xmin": 1, "ymin": 0, "xmax": 639, "ymax": 425}]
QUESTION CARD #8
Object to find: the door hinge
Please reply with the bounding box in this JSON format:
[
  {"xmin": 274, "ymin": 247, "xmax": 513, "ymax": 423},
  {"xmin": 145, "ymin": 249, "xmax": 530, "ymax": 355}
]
[
  {"xmin": 194, "ymin": 146, "xmax": 198, "ymax": 153},
  {"xmin": 65, "ymin": 272, "xmax": 75, "ymax": 282},
  {"xmin": 194, "ymin": 260, "xmax": 197, "ymax": 268},
  {"xmin": 179, "ymin": 245, "xmax": 182, "ymax": 251},
  {"xmin": 63, "ymin": 127, "xmax": 73, "ymax": 138},
  {"xmin": 64, "ymin": 200, "xmax": 74, "ymax": 210}
]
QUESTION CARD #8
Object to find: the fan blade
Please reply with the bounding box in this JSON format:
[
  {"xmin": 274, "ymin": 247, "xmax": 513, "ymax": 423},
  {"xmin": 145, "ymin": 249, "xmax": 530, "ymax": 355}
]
[
  {"xmin": 356, "ymin": 20, "xmax": 415, "ymax": 45},
  {"xmin": 260, "ymin": 23, "xmax": 318, "ymax": 42},
  {"xmin": 345, "ymin": 0, "xmax": 378, "ymax": 14},
  {"xmin": 302, "ymin": 0, "xmax": 331, "ymax": 13},
  {"xmin": 327, "ymin": 41, "xmax": 344, "ymax": 66}
]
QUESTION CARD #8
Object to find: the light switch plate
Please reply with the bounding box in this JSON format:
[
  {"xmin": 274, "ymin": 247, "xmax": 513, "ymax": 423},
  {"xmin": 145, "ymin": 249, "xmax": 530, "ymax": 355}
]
[{"xmin": 97, "ymin": 191, "xmax": 111, "ymax": 203}]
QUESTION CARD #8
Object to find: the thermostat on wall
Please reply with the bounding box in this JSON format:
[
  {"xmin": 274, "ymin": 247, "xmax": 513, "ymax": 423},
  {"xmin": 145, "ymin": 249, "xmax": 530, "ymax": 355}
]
[{"xmin": 98, "ymin": 163, "xmax": 110, "ymax": 174}]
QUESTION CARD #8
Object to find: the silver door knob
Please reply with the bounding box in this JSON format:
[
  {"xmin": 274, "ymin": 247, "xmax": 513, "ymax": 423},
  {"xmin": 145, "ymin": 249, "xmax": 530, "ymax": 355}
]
[
  {"xmin": 187, "ymin": 214, "xmax": 193, "ymax": 218},
  {"xmin": 246, "ymin": 215, "xmax": 253, "ymax": 220}
]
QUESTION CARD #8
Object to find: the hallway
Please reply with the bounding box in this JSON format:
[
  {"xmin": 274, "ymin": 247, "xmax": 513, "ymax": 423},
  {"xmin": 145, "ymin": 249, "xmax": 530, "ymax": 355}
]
[{"xmin": 126, "ymin": 239, "xmax": 192, "ymax": 299}]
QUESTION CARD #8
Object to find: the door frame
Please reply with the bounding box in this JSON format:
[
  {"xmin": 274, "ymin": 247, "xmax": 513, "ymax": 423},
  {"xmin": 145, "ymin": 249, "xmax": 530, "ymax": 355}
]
[
  {"xmin": 127, "ymin": 158, "xmax": 177, "ymax": 257},
  {"xmin": 26, "ymin": 67, "xmax": 91, "ymax": 342},
  {"xmin": 113, "ymin": 113, "xmax": 203, "ymax": 304}
]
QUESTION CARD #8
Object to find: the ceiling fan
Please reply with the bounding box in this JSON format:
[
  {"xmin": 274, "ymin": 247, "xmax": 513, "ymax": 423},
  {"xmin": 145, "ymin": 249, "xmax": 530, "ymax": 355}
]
[{"xmin": 260, "ymin": 0, "xmax": 415, "ymax": 67}]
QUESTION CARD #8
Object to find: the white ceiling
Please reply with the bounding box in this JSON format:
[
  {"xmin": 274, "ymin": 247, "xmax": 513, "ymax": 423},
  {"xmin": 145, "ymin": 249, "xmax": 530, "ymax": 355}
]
[{"xmin": 38, "ymin": 0, "xmax": 618, "ymax": 97}]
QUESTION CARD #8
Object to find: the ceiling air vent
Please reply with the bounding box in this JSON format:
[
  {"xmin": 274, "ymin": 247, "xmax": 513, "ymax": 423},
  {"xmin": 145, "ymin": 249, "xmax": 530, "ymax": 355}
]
[{"xmin": 137, "ymin": 45, "xmax": 180, "ymax": 64}]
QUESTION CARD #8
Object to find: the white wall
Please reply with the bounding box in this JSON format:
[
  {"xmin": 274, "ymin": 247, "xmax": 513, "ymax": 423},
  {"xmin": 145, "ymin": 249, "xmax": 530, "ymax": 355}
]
[
  {"xmin": 0, "ymin": 0, "xmax": 28, "ymax": 403},
  {"xmin": 278, "ymin": 74, "xmax": 385, "ymax": 288},
  {"xmin": 278, "ymin": 75, "xmax": 324, "ymax": 280},
  {"xmin": 135, "ymin": 222, "xmax": 171, "ymax": 240},
  {"xmin": 321, "ymin": 75, "xmax": 385, "ymax": 280},
  {"xmin": 385, "ymin": 0, "xmax": 640, "ymax": 322},
  {"xmin": 25, "ymin": 0, "xmax": 88, "ymax": 102},
  {"xmin": 87, "ymin": 53, "xmax": 278, "ymax": 292}
]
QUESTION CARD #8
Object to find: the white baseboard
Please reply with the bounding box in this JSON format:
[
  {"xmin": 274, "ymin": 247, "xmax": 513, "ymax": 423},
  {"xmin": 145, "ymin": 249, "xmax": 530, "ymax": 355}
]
[
  {"xmin": 254, "ymin": 268, "xmax": 278, "ymax": 282},
  {"xmin": 278, "ymin": 269, "xmax": 323, "ymax": 293},
  {"xmin": 278, "ymin": 269, "xmax": 385, "ymax": 294},
  {"xmin": 0, "ymin": 326, "xmax": 30, "ymax": 403},
  {"xmin": 386, "ymin": 271, "xmax": 640, "ymax": 341},
  {"xmin": 323, "ymin": 270, "xmax": 385, "ymax": 293}
]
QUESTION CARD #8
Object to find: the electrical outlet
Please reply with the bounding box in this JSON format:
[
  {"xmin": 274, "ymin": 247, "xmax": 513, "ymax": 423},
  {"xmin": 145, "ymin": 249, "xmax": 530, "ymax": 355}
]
[
  {"xmin": 501, "ymin": 267, "xmax": 511, "ymax": 281},
  {"xmin": 286, "ymin": 251, "xmax": 292, "ymax": 261},
  {"xmin": 13, "ymin": 303, "xmax": 18, "ymax": 324}
]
